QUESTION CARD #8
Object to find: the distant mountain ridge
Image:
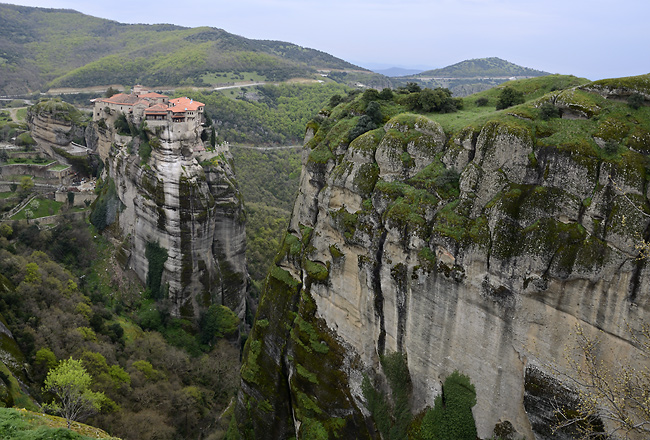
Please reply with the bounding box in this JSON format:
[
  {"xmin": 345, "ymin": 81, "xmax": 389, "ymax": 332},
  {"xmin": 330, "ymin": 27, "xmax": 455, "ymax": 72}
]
[
  {"xmin": 371, "ymin": 67, "xmax": 425, "ymax": 77},
  {"xmin": 0, "ymin": 4, "xmax": 366, "ymax": 95},
  {"xmin": 388, "ymin": 57, "xmax": 551, "ymax": 97},
  {"xmin": 415, "ymin": 57, "xmax": 549, "ymax": 78}
]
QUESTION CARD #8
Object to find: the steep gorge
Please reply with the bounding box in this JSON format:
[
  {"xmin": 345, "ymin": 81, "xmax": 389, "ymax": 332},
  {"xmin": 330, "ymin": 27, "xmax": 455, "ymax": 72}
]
[{"xmin": 233, "ymin": 75, "xmax": 650, "ymax": 439}]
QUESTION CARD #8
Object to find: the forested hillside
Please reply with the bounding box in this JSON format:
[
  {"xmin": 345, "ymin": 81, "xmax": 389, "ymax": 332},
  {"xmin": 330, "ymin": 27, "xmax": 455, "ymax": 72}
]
[
  {"xmin": 0, "ymin": 4, "xmax": 368, "ymax": 95},
  {"xmin": 230, "ymin": 147, "xmax": 302, "ymax": 296},
  {"xmin": 0, "ymin": 217, "xmax": 241, "ymax": 440},
  {"xmin": 179, "ymin": 82, "xmax": 350, "ymax": 144}
]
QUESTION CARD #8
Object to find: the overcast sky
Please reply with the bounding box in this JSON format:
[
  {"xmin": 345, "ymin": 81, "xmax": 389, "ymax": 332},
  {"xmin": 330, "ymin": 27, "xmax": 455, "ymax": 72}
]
[{"xmin": 4, "ymin": 0, "xmax": 649, "ymax": 80}]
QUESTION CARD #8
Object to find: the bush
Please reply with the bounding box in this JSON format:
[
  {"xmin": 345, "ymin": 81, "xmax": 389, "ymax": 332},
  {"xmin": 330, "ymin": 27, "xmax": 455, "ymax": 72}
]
[
  {"xmin": 348, "ymin": 115, "xmax": 377, "ymax": 142},
  {"xmin": 628, "ymin": 93, "xmax": 644, "ymax": 110},
  {"xmin": 496, "ymin": 87, "xmax": 525, "ymax": 110},
  {"xmin": 539, "ymin": 102, "xmax": 561, "ymax": 120},
  {"xmin": 475, "ymin": 97, "xmax": 489, "ymax": 107},
  {"xmin": 417, "ymin": 371, "xmax": 477, "ymax": 440}
]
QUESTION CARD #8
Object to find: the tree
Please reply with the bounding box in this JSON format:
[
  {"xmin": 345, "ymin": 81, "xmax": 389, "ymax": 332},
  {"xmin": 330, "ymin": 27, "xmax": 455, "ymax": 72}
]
[
  {"xmin": 417, "ymin": 371, "xmax": 477, "ymax": 440},
  {"xmin": 379, "ymin": 88, "xmax": 394, "ymax": 100},
  {"xmin": 365, "ymin": 101, "xmax": 383, "ymax": 125},
  {"xmin": 329, "ymin": 94, "xmax": 343, "ymax": 107},
  {"xmin": 553, "ymin": 324, "xmax": 650, "ymax": 439},
  {"xmin": 105, "ymin": 87, "xmax": 119, "ymax": 98},
  {"xmin": 406, "ymin": 82, "xmax": 422, "ymax": 93},
  {"xmin": 496, "ymin": 87, "xmax": 525, "ymax": 110},
  {"xmin": 348, "ymin": 115, "xmax": 377, "ymax": 142},
  {"xmin": 43, "ymin": 358, "xmax": 105, "ymax": 429},
  {"xmin": 199, "ymin": 304, "xmax": 239, "ymax": 346},
  {"xmin": 19, "ymin": 176, "xmax": 34, "ymax": 198},
  {"xmin": 0, "ymin": 223, "xmax": 12, "ymax": 239}
]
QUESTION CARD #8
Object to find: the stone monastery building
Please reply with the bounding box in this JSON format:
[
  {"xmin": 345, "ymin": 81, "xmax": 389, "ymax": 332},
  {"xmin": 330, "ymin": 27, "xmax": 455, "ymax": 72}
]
[{"xmin": 93, "ymin": 86, "xmax": 205, "ymax": 130}]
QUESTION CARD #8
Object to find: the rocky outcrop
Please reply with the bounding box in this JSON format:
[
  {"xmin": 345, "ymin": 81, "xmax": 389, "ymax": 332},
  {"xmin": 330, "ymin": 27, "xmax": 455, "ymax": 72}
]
[
  {"xmin": 94, "ymin": 119, "xmax": 247, "ymax": 319},
  {"xmin": 27, "ymin": 99, "xmax": 86, "ymax": 155},
  {"xmin": 234, "ymin": 76, "xmax": 650, "ymax": 439}
]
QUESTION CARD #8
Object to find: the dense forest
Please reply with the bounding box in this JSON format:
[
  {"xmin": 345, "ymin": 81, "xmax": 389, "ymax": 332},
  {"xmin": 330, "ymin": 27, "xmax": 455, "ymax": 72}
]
[
  {"xmin": 0, "ymin": 215, "xmax": 241, "ymax": 440},
  {"xmin": 179, "ymin": 82, "xmax": 350, "ymax": 145}
]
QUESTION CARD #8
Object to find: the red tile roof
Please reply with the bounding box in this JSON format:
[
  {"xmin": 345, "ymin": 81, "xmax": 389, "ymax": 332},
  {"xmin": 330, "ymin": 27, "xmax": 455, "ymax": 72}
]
[
  {"xmin": 139, "ymin": 92, "xmax": 168, "ymax": 99},
  {"xmin": 99, "ymin": 93, "xmax": 142, "ymax": 106},
  {"xmin": 144, "ymin": 103, "xmax": 169, "ymax": 114},
  {"xmin": 169, "ymin": 97, "xmax": 204, "ymax": 113}
]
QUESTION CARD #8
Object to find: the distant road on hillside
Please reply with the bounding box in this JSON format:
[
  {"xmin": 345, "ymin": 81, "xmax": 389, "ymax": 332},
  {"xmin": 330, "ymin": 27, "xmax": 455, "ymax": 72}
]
[{"xmin": 214, "ymin": 82, "xmax": 266, "ymax": 90}]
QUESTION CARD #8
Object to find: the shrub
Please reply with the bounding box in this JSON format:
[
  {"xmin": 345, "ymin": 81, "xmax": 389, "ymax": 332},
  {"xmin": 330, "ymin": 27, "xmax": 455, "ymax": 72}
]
[
  {"xmin": 417, "ymin": 371, "xmax": 477, "ymax": 440},
  {"xmin": 349, "ymin": 115, "xmax": 377, "ymax": 142},
  {"xmin": 603, "ymin": 140, "xmax": 620, "ymax": 156},
  {"xmin": 628, "ymin": 93, "xmax": 644, "ymax": 110},
  {"xmin": 475, "ymin": 97, "xmax": 489, "ymax": 107},
  {"xmin": 539, "ymin": 102, "xmax": 561, "ymax": 120},
  {"xmin": 496, "ymin": 87, "xmax": 525, "ymax": 110}
]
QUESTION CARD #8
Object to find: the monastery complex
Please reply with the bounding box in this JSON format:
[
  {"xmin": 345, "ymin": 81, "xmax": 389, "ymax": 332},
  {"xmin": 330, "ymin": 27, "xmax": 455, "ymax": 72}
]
[{"xmin": 93, "ymin": 86, "xmax": 205, "ymax": 130}]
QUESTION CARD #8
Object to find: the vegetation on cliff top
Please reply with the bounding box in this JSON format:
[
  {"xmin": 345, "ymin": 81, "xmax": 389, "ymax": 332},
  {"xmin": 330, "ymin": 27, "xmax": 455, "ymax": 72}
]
[
  {"xmin": 0, "ymin": 407, "xmax": 119, "ymax": 439},
  {"xmin": 236, "ymin": 72, "xmax": 650, "ymax": 438}
]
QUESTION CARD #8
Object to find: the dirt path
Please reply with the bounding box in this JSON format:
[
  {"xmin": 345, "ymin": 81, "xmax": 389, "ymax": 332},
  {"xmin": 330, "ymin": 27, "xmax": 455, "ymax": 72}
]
[{"xmin": 7, "ymin": 107, "xmax": 27, "ymax": 123}]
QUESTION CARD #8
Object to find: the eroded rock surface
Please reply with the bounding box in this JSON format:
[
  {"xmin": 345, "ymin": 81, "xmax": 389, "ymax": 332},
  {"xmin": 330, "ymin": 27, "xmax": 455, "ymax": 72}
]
[
  {"xmin": 94, "ymin": 122, "xmax": 247, "ymax": 319},
  {"xmin": 234, "ymin": 76, "xmax": 650, "ymax": 439}
]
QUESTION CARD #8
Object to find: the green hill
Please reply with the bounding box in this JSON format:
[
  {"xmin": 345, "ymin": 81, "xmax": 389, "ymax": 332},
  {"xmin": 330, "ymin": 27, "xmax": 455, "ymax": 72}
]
[
  {"xmin": 391, "ymin": 57, "xmax": 551, "ymax": 97},
  {"xmin": 0, "ymin": 4, "xmax": 368, "ymax": 95},
  {"xmin": 415, "ymin": 57, "xmax": 550, "ymax": 78}
]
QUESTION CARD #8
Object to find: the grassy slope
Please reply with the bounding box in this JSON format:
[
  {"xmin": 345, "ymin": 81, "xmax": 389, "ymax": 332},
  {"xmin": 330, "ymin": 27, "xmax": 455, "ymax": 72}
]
[
  {"xmin": 0, "ymin": 4, "xmax": 364, "ymax": 94},
  {"xmin": 0, "ymin": 407, "xmax": 120, "ymax": 439}
]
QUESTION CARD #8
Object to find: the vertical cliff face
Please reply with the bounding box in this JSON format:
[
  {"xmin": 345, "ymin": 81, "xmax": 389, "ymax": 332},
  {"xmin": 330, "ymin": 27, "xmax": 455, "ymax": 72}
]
[
  {"xmin": 234, "ymin": 75, "xmax": 650, "ymax": 439},
  {"xmin": 0, "ymin": 275, "xmax": 36, "ymax": 409},
  {"xmin": 94, "ymin": 120, "xmax": 247, "ymax": 319}
]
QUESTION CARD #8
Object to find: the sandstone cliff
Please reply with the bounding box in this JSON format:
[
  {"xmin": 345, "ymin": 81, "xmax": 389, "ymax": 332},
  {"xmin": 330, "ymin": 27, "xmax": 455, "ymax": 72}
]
[
  {"xmin": 89, "ymin": 119, "xmax": 247, "ymax": 319},
  {"xmin": 233, "ymin": 75, "xmax": 650, "ymax": 439},
  {"xmin": 27, "ymin": 99, "xmax": 87, "ymax": 155}
]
